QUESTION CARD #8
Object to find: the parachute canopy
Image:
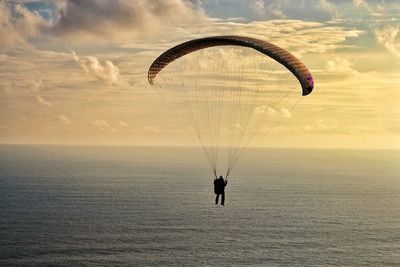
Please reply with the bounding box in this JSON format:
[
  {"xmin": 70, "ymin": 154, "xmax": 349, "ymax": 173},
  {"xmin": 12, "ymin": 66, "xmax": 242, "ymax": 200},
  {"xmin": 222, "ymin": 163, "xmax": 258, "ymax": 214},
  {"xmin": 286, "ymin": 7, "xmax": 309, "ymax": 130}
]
[
  {"xmin": 147, "ymin": 36, "xmax": 314, "ymax": 178},
  {"xmin": 148, "ymin": 35, "xmax": 314, "ymax": 96}
]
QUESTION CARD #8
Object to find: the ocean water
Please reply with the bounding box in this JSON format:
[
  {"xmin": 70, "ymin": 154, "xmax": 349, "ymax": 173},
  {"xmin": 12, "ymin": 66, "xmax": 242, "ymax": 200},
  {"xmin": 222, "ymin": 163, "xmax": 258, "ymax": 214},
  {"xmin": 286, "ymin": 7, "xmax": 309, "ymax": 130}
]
[{"xmin": 0, "ymin": 145, "xmax": 399, "ymax": 266}]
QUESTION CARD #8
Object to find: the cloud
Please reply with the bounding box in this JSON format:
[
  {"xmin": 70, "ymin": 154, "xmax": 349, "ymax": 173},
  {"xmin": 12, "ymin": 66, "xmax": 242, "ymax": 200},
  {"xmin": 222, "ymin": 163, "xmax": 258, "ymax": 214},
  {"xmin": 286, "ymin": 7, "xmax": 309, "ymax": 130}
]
[
  {"xmin": 36, "ymin": 95, "xmax": 52, "ymax": 107},
  {"xmin": 351, "ymin": 0, "xmax": 400, "ymax": 18},
  {"xmin": 118, "ymin": 121, "xmax": 131, "ymax": 127},
  {"xmin": 58, "ymin": 114, "xmax": 71, "ymax": 124},
  {"xmin": 261, "ymin": 123, "xmax": 384, "ymax": 135},
  {"xmin": 254, "ymin": 105, "xmax": 278, "ymax": 117},
  {"xmin": 254, "ymin": 106, "xmax": 293, "ymax": 119},
  {"xmin": 353, "ymin": 0, "xmax": 372, "ymax": 12},
  {"xmin": 265, "ymin": 0, "xmax": 286, "ymax": 19},
  {"xmin": 251, "ymin": 0, "xmax": 265, "ymax": 17},
  {"xmin": 256, "ymin": 106, "xmax": 293, "ymax": 118},
  {"xmin": 30, "ymin": 80, "xmax": 42, "ymax": 92},
  {"xmin": 246, "ymin": 0, "xmax": 341, "ymax": 20},
  {"xmin": 73, "ymin": 51, "xmax": 124, "ymax": 85},
  {"xmin": 280, "ymin": 108, "xmax": 292, "ymax": 118},
  {"xmin": 325, "ymin": 57, "xmax": 359, "ymax": 75},
  {"xmin": 143, "ymin": 125, "xmax": 160, "ymax": 133},
  {"xmin": 374, "ymin": 25, "xmax": 400, "ymax": 58},
  {"xmin": 1, "ymin": 80, "xmax": 12, "ymax": 94},
  {"xmin": 194, "ymin": 19, "xmax": 363, "ymax": 56},
  {"xmin": 319, "ymin": 0, "xmax": 338, "ymax": 19},
  {"xmin": 1, "ymin": 0, "xmax": 206, "ymax": 46},
  {"xmin": 91, "ymin": 120, "xmax": 116, "ymax": 132},
  {"xmin": 255, "ymin": 0, "xmax": 339, "ymax": 20},
  {"xmin": 6, "ymin": 1, "xmax": 44, "ymax": 3},
  {"xmin": 52, "ymin": 0, "xmax": 206, "ymax": 41},
  {"xmin": 57, "ymin": 115, "xmax": 71, "ymax": 124},
  {"xmin": 352, "ymin": 0, "xmax": 367, "ymax": 7},
  {"xmin": 0, "ymin": 1, "xmax": 47, "ymax": 47}
]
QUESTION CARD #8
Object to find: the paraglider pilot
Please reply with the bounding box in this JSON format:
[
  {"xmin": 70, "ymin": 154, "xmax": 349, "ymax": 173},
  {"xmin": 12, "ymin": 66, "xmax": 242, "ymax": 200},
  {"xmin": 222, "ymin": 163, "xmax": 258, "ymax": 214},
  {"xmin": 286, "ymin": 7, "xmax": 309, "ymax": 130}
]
[{"xmin": 214, "ymin": 176, "xmax": 228, "ymax": 205}]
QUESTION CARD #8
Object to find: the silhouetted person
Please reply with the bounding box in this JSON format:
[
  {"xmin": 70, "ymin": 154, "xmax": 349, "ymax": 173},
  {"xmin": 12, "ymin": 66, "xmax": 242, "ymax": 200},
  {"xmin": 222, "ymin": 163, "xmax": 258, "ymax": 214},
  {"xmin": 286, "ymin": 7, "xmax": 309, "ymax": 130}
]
[{"xmin": 214, "ymin": 175, "xmax": 228, "ymax": 205}]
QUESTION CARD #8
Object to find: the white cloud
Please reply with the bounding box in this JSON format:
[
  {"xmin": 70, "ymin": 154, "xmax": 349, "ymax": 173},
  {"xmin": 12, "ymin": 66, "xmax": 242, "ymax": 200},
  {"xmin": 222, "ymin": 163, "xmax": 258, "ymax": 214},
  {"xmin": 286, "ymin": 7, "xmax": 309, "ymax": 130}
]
[
  {"xmin": 73, "ymin": 51, "xmax": 124, "ymax": 85},
  {"xmin": 353, "ymin": 0, "xmax": 365, "ymax": 6},
  {"xmin": 118, "ymin": 121, "xmax": 131, "ymax": 127},
  {"xmin": 280, "ymin": 108, "xmax": 292, "ymax": 118},
  {"xmin": 36, "ymin": 95, "xmax": 52, "ymax": 107},
  {"xmin": 374, "ymin": 25, "xmax": 400, "ymax": 58},
  {"xmin": 188, "ymin": 19, "xmax": 364, "ymax": 56},
  {"xmin": 251, "ymin": 0, "xmax": 265, "ymax": 17},
  {"xmin": 325, "ymin": 57, "xmax": 359, "ymax": 75},
  {"xmin": 143, "ymin": 125, "xmax": 160, "ymax": 133},
  {"xmin": 91, "ymin": 120, "xmax": 116, "ymax": 132},
  {"xmin": 319, "ymin": 0, "xmax": 338, "ymax": 19},
  {"xmin": 254, "ymin": 105, "xmax": 268, "ymax": 114},
  {"xmin": 352, "ymin": 0, "xmax": 379, "ymax": 15},
  {"xmin": 0, "ymin": 2, "xmax": 47, "ymax": 47},
  {"xmin": 265, "ymin": 0, "xmax": 286, "ymax": 19},
  {"xmin": 256, "ymin": 106, "xmax": 292, "ymax": 118},
  {"xmin": 58, "ymin": 114, "xmax": 71, "ymax": 124},
  {"xmin": 248, "ymin": 0, "xmax": 339, "ymax": 20},
  {"xmin": 254, "ymin": 105, "xmax": 278, "ymax": 117},
  {"xmin": 260, "ymin": 123, "xmax": 384, "ymax": 135}
]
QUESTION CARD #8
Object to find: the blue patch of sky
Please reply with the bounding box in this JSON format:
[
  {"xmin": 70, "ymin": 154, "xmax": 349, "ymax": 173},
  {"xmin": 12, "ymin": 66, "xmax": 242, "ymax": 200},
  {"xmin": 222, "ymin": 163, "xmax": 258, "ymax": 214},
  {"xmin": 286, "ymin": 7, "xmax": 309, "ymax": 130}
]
[
  {"xmin": 200, "ymin": 0, "xmax": 336, "ymax": 22},
  {"xmin": 200, "ymin": 0, "xmax": 256, "ymax": 21},
  {"xmin": 23, "ymin": 1, "xmax": 57, "ymax": 21},
  {"xmin": 200, "ymin": 0, "xmax": 399, "ymax": 22},
  {"xmin": 276, "ymin": 4, "xmax": 333, "ymax": 21}
]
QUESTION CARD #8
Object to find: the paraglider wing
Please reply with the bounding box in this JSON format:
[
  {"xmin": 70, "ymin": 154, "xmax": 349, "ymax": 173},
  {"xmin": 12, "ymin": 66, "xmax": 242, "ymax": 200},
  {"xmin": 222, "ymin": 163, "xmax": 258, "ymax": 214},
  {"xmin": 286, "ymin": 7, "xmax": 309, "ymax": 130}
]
[{"xmin": 148, "ymin": 35, "xmax": 314, "ymax": 95}]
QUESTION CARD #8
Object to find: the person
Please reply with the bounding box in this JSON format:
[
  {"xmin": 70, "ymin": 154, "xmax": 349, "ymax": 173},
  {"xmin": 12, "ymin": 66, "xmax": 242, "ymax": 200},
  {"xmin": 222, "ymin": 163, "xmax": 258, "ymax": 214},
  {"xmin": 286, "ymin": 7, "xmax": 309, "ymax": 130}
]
[{"xmin": 214, "ymin": 175, "xmax": 228, "ymax": 206}]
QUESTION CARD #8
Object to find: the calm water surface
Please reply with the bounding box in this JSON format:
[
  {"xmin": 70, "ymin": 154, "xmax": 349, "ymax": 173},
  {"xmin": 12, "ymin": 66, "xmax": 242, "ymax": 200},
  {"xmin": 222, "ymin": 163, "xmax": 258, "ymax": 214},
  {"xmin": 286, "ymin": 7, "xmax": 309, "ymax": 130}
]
[{"xmin": 0, "ymin": 145, "xmax": 399, "ymax": 266}]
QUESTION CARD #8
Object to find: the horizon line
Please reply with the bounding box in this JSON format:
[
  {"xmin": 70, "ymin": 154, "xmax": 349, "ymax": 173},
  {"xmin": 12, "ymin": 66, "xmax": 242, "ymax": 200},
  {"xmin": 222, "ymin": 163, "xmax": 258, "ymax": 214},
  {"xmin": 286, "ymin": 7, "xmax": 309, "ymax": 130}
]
[{"xmin": 0, "ymin": 143, "xmax": 399, "ymax": 151}]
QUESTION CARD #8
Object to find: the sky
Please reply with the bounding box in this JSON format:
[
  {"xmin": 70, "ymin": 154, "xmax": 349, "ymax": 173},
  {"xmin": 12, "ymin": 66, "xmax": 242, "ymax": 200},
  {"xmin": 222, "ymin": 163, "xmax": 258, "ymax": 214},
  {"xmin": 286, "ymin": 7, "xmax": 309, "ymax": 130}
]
[{"xmin": 0, "ymin": 0, "xmax": 399, "ymax": 148}]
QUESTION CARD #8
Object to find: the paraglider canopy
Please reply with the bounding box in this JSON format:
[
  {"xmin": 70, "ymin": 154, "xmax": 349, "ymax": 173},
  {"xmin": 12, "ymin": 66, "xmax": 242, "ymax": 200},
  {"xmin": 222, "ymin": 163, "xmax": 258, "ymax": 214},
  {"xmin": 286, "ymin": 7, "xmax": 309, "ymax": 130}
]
[
  {"xmin": 148, "ymin": 35, "xmax": 314, "ymax": 95},
  {"xmin": 148, "ymin": 35, "xmax": 314, "ymax": 178}
]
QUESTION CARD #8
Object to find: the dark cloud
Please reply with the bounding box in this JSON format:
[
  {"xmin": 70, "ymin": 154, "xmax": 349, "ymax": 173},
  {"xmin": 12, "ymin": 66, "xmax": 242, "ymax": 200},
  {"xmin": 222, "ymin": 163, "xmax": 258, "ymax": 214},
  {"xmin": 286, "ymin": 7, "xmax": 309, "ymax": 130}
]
[{"xmin": 52, "ymin": 0, "xmax": 206, "ymax": 40}]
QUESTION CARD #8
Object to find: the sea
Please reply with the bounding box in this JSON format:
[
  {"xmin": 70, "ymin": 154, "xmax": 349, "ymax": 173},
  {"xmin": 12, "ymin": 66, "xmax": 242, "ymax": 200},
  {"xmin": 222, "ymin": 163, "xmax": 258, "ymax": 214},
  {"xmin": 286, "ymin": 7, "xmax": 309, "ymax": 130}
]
[{"xmin": 0, "ymin": 145, "xmax": 399, "ymax": 266}]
